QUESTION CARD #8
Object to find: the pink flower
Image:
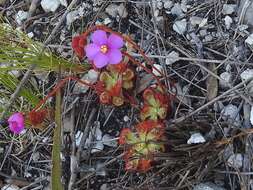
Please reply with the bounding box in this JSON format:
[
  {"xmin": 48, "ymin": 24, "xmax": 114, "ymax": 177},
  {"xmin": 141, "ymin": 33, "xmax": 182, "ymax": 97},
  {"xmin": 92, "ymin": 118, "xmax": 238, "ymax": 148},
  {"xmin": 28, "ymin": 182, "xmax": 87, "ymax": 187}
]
[
  {"xmin": 85, "ymin": 30, "xmax": 124, "ymax": 68},
  {"xmin": 8, "ymin": 112, "xmax": 25, "ymax": 134}
]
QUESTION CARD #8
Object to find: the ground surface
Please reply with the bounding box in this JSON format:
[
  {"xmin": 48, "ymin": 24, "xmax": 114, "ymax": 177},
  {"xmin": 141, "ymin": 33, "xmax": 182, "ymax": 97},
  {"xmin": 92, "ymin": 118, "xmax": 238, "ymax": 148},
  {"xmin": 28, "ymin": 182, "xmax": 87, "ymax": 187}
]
[{"xmin": 0, "ymin": 0, "xmax": 253, "ymax": 190}]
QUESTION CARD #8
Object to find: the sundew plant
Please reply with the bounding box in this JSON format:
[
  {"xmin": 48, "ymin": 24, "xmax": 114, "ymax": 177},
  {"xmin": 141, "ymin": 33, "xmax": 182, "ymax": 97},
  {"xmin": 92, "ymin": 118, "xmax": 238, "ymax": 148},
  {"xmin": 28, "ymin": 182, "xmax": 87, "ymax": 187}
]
[{"xmin": 1, "ymin": 24, "xmax": 175, "ymax": 189}]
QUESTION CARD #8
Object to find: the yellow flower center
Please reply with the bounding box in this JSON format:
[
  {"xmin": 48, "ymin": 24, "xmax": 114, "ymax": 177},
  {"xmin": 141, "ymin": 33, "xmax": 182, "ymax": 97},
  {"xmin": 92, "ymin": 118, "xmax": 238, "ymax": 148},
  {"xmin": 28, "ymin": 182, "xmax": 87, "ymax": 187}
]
[{"xmin": 100, "ymin": 45, "xmax": 108, "ymax": 54}]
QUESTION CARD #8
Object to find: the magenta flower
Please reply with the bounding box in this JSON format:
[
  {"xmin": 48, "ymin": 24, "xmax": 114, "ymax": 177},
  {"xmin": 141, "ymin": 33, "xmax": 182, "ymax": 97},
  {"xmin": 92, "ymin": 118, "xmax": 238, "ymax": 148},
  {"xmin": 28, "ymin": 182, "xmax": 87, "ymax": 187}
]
[
  {"xmin": 85, "ymin": 30, "xmax": 124, "ymax": 68},
  {"xmin": 8, "ymin": 112, "xmax": 25, "ymax": 134}
]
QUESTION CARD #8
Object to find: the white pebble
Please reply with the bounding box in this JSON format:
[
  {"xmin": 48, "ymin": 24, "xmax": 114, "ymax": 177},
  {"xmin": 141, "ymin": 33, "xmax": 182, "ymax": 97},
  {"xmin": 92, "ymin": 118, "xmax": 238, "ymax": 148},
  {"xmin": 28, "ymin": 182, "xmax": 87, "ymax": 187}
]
[
  {"xmin": 15, "ymin": 10, "xmax": 29, "ymax": 25},
  {"xmin": 222, "ymin": 4, "xmax": 237, "ymax": 15},
  {"xmin": 123, "ymin": 115, "xmax": 130, "ymax": 122},
  {"xmin": 27, "ymin": 32, "xmax": 34, "ymax": 38},
  {"xmin": 66, "ymin": 11, "xmax": 79, "ymax": 26},
  {"xmin": 165, "ymin": 51, "xmax": 179, "ymax": 65},
  {"xmin": 187, "ymin": 133, "xmax": 206, "ymax": 144},
  {"xmin": 240, "ymin": 69, "xmax": 253, "ymax": 81},
  {"xmin": 171, "ymin": 3, "xmax": 183, "ymax": 17},
  {"xmin": 103, "ymin": 17, "xmax": 112, "ymax": 25},
  {"xmin": 41, "ymin": 0, "xmax": 60, "ymax": 12},
  {"xmin": 219, "ymin": 72, "xmax": 232, "ymax": 88},
  {"xmin": 245, "ymin": 33, "xmax": 253, "ymax": 46},
  {"xmin": 224, "ymin": 15, "xmax": 233, "ymax": 29},
  {"xmin": 59, "ymin": 0, "xmax": 67, "ymax": 7},
  {"xmin": 173, "ymin": 19, "xmax": 187, "ymax": 35},
  {"xmin": 163, "ymin": 1, "xmax": 173, "ymax": 9},
  {"xmin": 221, "ymin": 104, "xmax": 240, "ymax": 121}
]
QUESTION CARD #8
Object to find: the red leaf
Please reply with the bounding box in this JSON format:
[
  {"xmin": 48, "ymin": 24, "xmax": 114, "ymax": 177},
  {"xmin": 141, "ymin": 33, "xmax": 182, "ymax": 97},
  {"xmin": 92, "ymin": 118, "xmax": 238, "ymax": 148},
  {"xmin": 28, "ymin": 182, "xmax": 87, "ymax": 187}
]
[
  {"xmin": 119, "ymin": 128, "xmax": 131, "ymax": 145},
  {"xmin": 72, "ymin": 35, "xmax": 87, "ymax": 59}
]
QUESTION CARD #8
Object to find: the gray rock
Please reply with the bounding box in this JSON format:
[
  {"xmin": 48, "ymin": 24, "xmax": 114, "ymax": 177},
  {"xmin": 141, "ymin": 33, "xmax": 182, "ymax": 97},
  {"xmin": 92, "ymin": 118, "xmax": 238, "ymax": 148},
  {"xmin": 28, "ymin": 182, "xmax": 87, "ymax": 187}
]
[
  {"xmin": 15, "ymin": 10, "xmax": 29, "ymax": 25},
  {"xmin": 221, "ymin": 104, "xmax": 240, "ymax": 122},
  {"xmin": 245, "ymin": 33, "xmax": 253, "ymax": 46},
  {"xmin": 165, "ymin": 51, "xmax": 180, "ymax": 65},
  {"xmin": 224, "ymin": 16, "xmax": 233, "ymax": 29},
  {"xmin": 173, "ymin": 19, "xmax": 187, "ymax": 35},
  {"xmin": 219, "ymin": 72, "xmax": 232, "ymax": 88},
  {"xmin": 41, "ymin": 0, "xmax": 60, "ymax": 12},
  {"xmin": 66, "ymin": 11, "xmax": 79, "ymax": 26},
  {"xmin": 163, "ymin": 0, "xmax": 173, "ymax": 9},
  {"xmin": 187, "ymin": 133, "xmax": 206, "ymax": 144},
  {"xmin": 222, "ymin": 4, "xmax": 237, "ymax": 15},
  {"xmin": 171, "ymin": 3, "xmax": 184, "ymax": 17},
  {"xmin": 106, "ymin": 3, "xmax": 128, "ymax": 18}
]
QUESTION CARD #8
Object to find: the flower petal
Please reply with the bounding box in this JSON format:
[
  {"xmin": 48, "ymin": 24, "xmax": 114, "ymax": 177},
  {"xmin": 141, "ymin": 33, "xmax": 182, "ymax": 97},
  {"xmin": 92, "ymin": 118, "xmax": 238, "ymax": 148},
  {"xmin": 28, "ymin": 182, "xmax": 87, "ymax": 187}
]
[
  {"xmin": 93, "ymin": 52, "xmax": 109, "ymax": 68},
  {"xmin": 91, "ymin": 30, "xmax": 107, "ymax": 45},
  {"xmin": 85, "ymin": 44, "xmax": 100, "ymax": 60},
  {"xmin": 8, "ymin": 112, "xmax": 24, "ymax": 124},
  {"xmin": 107, "ymin": 34, "xmax": 124, "ymax": 49},
  {"xmin": 8, "ymin": 112, "xmax": 24, "ymax": 134},
  {"xmin": 107, "ymin": 49, "xmax": 122, "ymax": 64}
]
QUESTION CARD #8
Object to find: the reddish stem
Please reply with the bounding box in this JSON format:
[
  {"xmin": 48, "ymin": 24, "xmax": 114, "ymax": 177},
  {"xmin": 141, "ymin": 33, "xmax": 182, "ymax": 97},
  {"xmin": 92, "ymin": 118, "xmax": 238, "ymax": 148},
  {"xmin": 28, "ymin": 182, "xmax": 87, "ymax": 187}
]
[{"xmin": 32, "ymin": 76, "xmax": 96, "ymax": 112}]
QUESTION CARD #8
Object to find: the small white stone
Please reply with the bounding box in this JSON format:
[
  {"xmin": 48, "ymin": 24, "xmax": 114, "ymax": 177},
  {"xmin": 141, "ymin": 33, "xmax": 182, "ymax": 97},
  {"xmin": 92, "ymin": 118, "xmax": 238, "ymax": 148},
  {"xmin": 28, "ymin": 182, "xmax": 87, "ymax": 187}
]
[
  {"xmin": 227, "ymin": 153, "xmax": 243, "ymax": 169},
  {"xmin": 117, "ymin": 3, "xmax": 128, "ymax": 18},
  {"xmin": 123, "ymin": 115, "xmax": 130, "ymax": 122},
  {"xmin": 27, "ymin": 32, "xmax": 34, "ymax": 38},
  {"xmin": 222, "ymin": 4, "xmax": 237, "ymax": 15},
  {"xmin": 59, "ymin": 0, "xmax": 67, "ymax": 7},
  {"xmin": 106, "ymin": 4, "xmax": 118, "ymax": 17},
  {"xmin": 224, "ymin": 16, "xmax": 233, "ymax": 29},
  {"xmin": 15, "ymin": 10, "xmax": 29, "ymax": 25},
  {"xmin": 102, "ymin": 134, "xmax": 118, "ymax": 147},
  {"xmin": 66, "ymin": 11, "xmax": 79, "ymax": 26},
  {"xmin": 103, "ymin": 17, "xmax": 112, "ymax": 25},
  {"xmin": 199, "ymin": 29, "xmax": 207, "ymax": 37},
  {"xmin": 171, "ymin": 3, "xmax": 183, "ymax": 17},
  {"xmin": 163, "ymin": 1, "xmax": 173, "ymax": 9},
  {"xmin": 1, "ymin": 185, "xmax": 20, "ymax": 190},
  {"xmin": 190, "ymin": 16, "xmax": 207, "ymax": 27},
  {"xmin": 221, "ymin": 104, "xmax": 240, "ymax": 121},
  {"xmin": 204, "ymin": 34, "xmax": 213, "ymax": 42},
  {"xmin": 199, "ymin": 18, "xmax": 208, "ymax": 28},
  {"xmin": 250, "ymin": 106, "xmax": 253, "ymax": 126},
  {"xmin": 106, "ymin": 3, "xmax": 127, "ymax": 18},
  {"xmin": 190, "ymin": 16, "xmax": 202, "ymax": 26},
  {"xmin": 187, "ymin": 133, "xmax": 206, "ymax": 144},
  {"xmin": 180, "ymin": 3, "xmax": 187, "ymax": 12},
  {"xmin": 154, "ymin": 9, "xmax": 160, "ymax": 17},
  {"xmin": 173, "ymin": 19, "xmax": 187, "ymax": 35},
  {"xmin": 240, "ymin": 69, "xmax": 253, "ymax": 81},
  {"xmin": 157, "ymin": 1, "xmax": 163, "ymax": 10},
  {"xmin": 219, "ymin": 72, "xmax": 232, "ymax": 88},
  {"xmin": 152, "ymin": 64, "xmax": 163, "ymax": 76},
  {"xmin": 245, "ymin": 34, "xmax": 253, "ymax": 46},
  {"xmin": 165, "ymin": 51, "xmax": 179, "ymax": 65},
  {"xmin": 41, "ymin": 0, "xmax": 60, "ymax": 12}
]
